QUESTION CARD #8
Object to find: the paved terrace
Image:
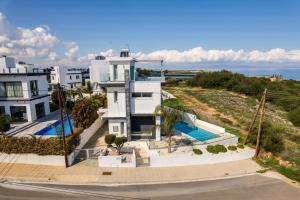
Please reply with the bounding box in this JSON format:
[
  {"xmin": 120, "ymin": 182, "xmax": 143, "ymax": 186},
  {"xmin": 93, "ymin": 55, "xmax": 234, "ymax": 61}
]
[{"xmin": 0, "ymin": 159, "xmax": 262, "ymax": 185}]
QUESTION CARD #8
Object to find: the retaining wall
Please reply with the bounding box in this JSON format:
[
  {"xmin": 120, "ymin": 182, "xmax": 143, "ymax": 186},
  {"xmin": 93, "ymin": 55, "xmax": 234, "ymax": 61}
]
[{"xmin": 149, "ymin": 148, "xmax": 255, "ymax": 167}]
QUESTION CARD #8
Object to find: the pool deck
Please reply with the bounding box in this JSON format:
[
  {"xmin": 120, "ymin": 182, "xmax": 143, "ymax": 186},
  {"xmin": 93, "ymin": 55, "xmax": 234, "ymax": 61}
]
[{"xmin": 10, "ymin": 111, "xmax": 60, "ymax": 137}]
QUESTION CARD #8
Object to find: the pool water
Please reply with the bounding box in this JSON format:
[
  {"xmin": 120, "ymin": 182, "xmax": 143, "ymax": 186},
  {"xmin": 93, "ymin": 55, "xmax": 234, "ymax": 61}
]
[
  {"xmin": 34, "ymin": 118, "xmax": 74, "ymax": 137},
  {"xmin": 175, "ymin": 121, "xmax": 220, "ymax": 141}
]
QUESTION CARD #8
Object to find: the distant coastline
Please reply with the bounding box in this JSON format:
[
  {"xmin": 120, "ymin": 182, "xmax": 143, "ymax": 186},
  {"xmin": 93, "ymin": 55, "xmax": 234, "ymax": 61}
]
[{"xmin": 162, "ymin": 66, "xmax": 300, "ymax": 81}]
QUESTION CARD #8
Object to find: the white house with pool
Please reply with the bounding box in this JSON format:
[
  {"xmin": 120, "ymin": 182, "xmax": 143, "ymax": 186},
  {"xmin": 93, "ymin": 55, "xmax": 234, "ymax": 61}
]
[{"xmin": 0, "ymin": 56, "xmax": 50, "ymax": 123}]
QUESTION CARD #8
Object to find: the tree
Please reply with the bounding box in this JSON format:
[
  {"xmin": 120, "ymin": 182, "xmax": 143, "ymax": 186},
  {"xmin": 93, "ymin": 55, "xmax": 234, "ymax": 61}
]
[
  {"xmin": 154, "ymin": 106, "xmax": 183, "ymax": 153},
  {"xmin": 86, "ymin": 81, "xmax": 93, "ymax": 96},
  {"xmin": 0, "ymin": 115, "xmax": 10, "ymax": 133},
  {"xmin": 71, "ymin": 97, "xmax": 98, "ymax": 129},
  {"xmin": 104, "ymin": 135, "xmax": 127, "ymax": 155},
  {"xmin": 51, "ymin": 90, "xmax": 66, "ymax": 106},
  {"xmin": 114, "ymin": 137, "xmax": 128, "ymax": 155},
  {"xmin": 105, "ymin": 134, "xmax": 116, "ymax": 147}
]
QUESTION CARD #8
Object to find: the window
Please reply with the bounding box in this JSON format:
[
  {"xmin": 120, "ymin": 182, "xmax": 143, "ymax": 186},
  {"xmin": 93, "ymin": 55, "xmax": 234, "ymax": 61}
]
[
  {"xmin": 142, "ymin": 92, "xmax": 152, "ymax": 97},
  {"xmin": 76, "ymin": 75, "xmax": 80, "ymax": 79},
  {"xmin": 0, "ymin": 82, "xmax": 23, "ymax": 97},
  {"xmin": 30, "ymin": 80, "xmax": 38, "ymax": 97},
  {"xmin": 120, "ymin": 122, "xmax": 124, "ymax": 134},
  {"xmin": 70, "ymin": 75, "xmax": 72, "ymax": 80},
  {"xmin": 131, "ymin": 92, "xmax": 152, "ymax": 98},
  {"xmin": 132, "ymin": 92, "xmax": 141, "ymax": 97},
  {"xmin": 114, "ymin": 91, "xmax": 118, "ymax": 102},
  {"xmin": 51, "ymin": 76, "xmax": 54, "ymax": 80},
  {"xmin": 113, "ymin": 126, "xmax": 119, "ymax": 132},
  {"xmin": 113, "ymin": 65, "xmax": 118, "ymax": 80},
  {"xmin": 0, "ymin": 106, "xmax": 5, "ymax": 115}
]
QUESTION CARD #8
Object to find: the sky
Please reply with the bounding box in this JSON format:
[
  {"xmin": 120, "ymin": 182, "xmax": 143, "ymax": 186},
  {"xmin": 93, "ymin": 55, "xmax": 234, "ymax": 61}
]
[{"xmin": 0, "ymin": 0, "xmax": 300, "ymax": 68}]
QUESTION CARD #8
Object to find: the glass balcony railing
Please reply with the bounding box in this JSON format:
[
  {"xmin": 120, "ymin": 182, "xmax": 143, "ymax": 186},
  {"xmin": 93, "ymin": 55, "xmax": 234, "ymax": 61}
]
[{"xmin": 99, "ymin": 73, "xmax": 125, "ymax": 82}]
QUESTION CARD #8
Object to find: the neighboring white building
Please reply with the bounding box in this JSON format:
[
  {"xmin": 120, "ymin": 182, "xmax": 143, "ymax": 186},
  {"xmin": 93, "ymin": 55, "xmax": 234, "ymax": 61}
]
[
  {"xmin": 49, "ymin": 66, "xmax": 83, "ymax": 90},
  {"xmin": 90, "ymin": 49, "xmax": 163, "ymax": 141},
  {"xmin": 0, "ymin": 56, "xmax": 50, "ymax": 122}
]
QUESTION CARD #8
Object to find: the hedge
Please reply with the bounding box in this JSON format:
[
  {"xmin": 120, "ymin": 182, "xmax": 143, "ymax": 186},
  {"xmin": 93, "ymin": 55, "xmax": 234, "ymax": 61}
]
[
  {"xmin": 206, "ymin": 144, "xmax": 227, "ymax": 154},
  {"xmin": 0, "ymin": 134, "xmax": 80, "ymax": 155}
]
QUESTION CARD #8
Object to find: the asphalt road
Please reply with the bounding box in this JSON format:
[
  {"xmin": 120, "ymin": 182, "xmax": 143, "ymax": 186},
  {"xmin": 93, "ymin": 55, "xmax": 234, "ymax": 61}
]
[{"xmin": 0, "ymin": 174, "xmax": 299, "ymax": 200}]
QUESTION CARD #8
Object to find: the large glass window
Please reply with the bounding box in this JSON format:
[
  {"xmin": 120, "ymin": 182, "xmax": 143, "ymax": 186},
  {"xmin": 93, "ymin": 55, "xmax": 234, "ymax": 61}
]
[
  {"xmin": 10, "ymin": 106, "xmax": 27, "ymax": 122},
  {"xmin": 30, "ymin": 80, "xmax": 38, "ymax": 97},
  {"xmin": 0, "ymin": 82, "xmax": 23, "ymax": 97}
]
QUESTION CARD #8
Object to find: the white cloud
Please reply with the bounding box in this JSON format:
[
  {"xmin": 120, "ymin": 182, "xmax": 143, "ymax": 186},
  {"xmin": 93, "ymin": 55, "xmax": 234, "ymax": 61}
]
[
  {"xmin": 64, "ymin": 41, "xmax": 79, "ymax": 57},
  {"xmin": 130, "ymin": 47, "xmax": 300, "ymax": 64},
  {"xmin": 0, "ymin": 12, "xmax": 59, "ymax": 60}
]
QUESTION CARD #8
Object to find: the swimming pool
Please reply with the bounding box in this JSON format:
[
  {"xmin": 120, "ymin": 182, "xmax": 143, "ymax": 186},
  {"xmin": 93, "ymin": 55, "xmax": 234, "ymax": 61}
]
[
  {"xmin": 175, "ymin": 121, "xmax": 220, "ymax": 141},
  {"xmin": 34, "ymin": 117, "xmax": 74, "ymax": 137}
]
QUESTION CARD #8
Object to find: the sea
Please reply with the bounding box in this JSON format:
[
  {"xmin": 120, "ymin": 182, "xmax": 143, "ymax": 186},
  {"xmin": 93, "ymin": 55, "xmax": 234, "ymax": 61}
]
[{"xmin": 162, "ymin": 65, "xmax": 300, "ymax": 81}]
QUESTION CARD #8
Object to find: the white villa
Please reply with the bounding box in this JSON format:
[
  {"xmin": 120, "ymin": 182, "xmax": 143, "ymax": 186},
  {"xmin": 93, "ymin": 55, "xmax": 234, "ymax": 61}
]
[
  {"xmin": 90, "ymin": 49, "xmax": 163, "ymax": 141},
  {"xmin": 49, "ymin": 66, "xmax": 84, "ymax": 90},
  {"xmin": 0, "ymin": 56, "xmax": 50, "ymax": 122}
]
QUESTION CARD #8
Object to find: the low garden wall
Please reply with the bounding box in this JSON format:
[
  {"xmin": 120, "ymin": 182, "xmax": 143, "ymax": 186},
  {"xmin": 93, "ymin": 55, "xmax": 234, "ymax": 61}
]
[
  {"xmin": 0, "ymin": 152, "xmax": 75, "ymax": 166},
  {"xmin": 98, "ymin": 150, "xmax": 136, "ymax": 168},
  {"xmin": 149, "ymin": 148, "xmax": 255, "ymax": 167}
]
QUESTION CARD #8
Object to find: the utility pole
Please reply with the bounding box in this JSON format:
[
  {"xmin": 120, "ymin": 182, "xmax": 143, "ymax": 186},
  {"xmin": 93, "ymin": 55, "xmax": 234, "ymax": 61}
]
[
  {"xmin": 57, "ymin": 83, "xmax": 69, "ymax": 168},
  {"xmin": 244, "ymin": 91, "xmax": 265, "ymax": 145},
  {"xmin": 254, "ymin": 88, "xmax": 267, "ymax": 158}
]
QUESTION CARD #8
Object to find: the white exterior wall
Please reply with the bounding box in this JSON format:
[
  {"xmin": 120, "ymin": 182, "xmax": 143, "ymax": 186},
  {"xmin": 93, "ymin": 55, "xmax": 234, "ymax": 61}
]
[
  {"xmin": 108, "ymin": 119, "xmax": 127, "ymax": 137},
  {"xmin": 130, "ymin": 81, "xmax": 161, "ymax": 114},
  {"xmin": 106, "ymin": 87, "xmax": 126, "ymax": 117},
  {"xmin": 0, "ymin": 74, "xmax": 50, "ymax": 122},
  {"xmin": 50, "ymin": 66, "xmax": 82, "ymax": 89},
  {"xmin": 90, "ymin": 60, "xmax": 109, "ymax": 84}
]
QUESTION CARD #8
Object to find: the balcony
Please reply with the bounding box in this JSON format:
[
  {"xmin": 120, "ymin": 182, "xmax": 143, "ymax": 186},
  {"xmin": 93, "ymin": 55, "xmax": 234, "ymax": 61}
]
[
  {"xmin": 0, "ymin": 67, "xmax": 47, "ymax": 74},
  {"xmin": 99, "ymin": 73, "xmax": 125, "ymax": 84}
]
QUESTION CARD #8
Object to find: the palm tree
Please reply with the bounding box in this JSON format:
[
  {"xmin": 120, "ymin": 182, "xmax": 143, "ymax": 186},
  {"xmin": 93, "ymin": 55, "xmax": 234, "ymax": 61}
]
[{"xmin": 154, "ymin": 105, "xmax": 183, "ymax": 153}]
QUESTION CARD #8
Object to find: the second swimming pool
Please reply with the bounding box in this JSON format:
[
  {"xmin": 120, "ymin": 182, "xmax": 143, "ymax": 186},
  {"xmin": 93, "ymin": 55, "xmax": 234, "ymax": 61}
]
[{"xmin": 175, "ymin": 121, "xmax": 220, "ymax": 141}]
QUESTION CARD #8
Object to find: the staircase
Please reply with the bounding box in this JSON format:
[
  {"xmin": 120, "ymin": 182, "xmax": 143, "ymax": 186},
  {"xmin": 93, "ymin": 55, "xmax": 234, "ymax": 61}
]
[{"xmin": 135, "ymin": 147, "xmax": 150, "ymax": 167}]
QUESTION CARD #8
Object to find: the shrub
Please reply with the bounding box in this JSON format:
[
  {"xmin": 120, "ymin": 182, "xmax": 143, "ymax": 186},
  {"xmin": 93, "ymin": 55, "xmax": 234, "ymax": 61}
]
[
  {"xmin": 206, "ymin": 144, "xmax": 227, "ymax": 154},
  {"xmin": 288, "ymin": 107, "xmax": 300, "ymax": 127},
  {"xmin": 114, "ymin": 137, "xmax": 128, "ymax": 155},
  {"xmin": 228, "ymin": 145, "xmax": 237, "ymax": 151},
  {"xmin": 248, "ymin": 121, "xmax": 284, "ymax": 155},
  {"xmin": 0, "ymin": 135, "xmax": 79, "ymax": 155},
  {"xmin": 193, "ymin": 148, "xmax": 203, "ymax": 155},
  {"xmin": 91, "ymin": 94, "xmax": 107, "ymax": 108},
  {"xmin": 49, "ymin": 102, "xmax": 58, "ymax": 112},
  {"xmin": 237, "ymin": 144, "xmax": 245, "ymax": 149},
  {"xmin": 71, "ymin": 97, "xmax": 98, "ymax": 129},
  {"xmin": 0, "ymin": 115, "xmax": 10, "ymax": 133},
  {"xmin": 105, "ymin": 134, "xmax": 116, "ymax": 147}
]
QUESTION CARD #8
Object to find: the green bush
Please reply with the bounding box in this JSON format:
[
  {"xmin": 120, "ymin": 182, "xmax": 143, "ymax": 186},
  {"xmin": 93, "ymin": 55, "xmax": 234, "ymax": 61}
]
[
  {"xmin": 49, "ymin": 102, "xmax": 58, "ymax": 112},
  {"xmin": 0, "ymin": 134, "xmax": 79, "ymax": 155},
  {"xmin": 105, "ymin": 134, "xmax": 116, "ymax": 147},
  {"xmin": 114, "ymin": 137, "xmax": 128, "ymax": 155},
  {"xmin": 71, "ymin": 97, "xmax": 98, "ymax": 129},
  {"xmin": 248, "ymin": 121, "xmax": 284, "ymax": 155},
  {"xmin": 206, "ymin": 144, "xmax": 227, "ymax": 154},
  {"xmin": 228, "ymin": 145, "xmax": 237, "ymax": 151},
  {"xmin": 193, "ymin": 148, "xmax": 203, "ymax": 155},
  {"xmin": 0, "ymin": 115, "xmax": 10, "ymax": 133},
  {"xmin": 237, "ymin": 144, "xmax": 245, "ymax": 149},
  {"xmin": 288, "ymin": 107, "xmax": 300, "ymax": 127}
]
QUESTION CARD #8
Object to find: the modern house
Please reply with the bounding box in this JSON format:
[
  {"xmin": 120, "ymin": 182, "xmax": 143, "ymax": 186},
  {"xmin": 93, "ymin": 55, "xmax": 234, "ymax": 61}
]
[
  {"xmin": 49, "ymin": 66, "xmax": 85, "ymax": 90},
  {"xmin": 0, "ymin": 56, "xmax": 50, "ymax": 122},
  {"xmin": 90, "ymin": 49, "xmax": 164, "ymax": 141}
]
